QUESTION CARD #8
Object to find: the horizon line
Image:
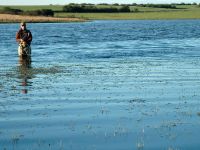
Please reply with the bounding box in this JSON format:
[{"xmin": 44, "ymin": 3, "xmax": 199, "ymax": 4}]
[{"xmin": 0, "ymin": 2, "xmax": 199, "ymax": 6}]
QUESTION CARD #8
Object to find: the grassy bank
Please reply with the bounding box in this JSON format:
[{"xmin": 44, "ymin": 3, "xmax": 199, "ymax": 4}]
[
  {"xmin": 0, "ymin": 4, "xmax": 200, "ymax": 20},
  {"xmin": 54, "ymin": 4, "xmax": 200, "ymax": 20},
  {"xmin": 0, "ymin": 14, "xmax": 85, "ymax": 23},
  {"xmin": 55, "ymin": 10, "xmax": 200, "ymax": 20}
]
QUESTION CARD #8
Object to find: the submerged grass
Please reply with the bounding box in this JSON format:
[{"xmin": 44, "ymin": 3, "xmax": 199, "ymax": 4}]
[{"xmin": 2, "ymin": 65, "xmax": 64, "ymax": 80}]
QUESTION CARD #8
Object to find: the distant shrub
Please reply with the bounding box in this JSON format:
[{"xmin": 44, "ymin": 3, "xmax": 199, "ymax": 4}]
[
  {"xmin": 63, "ymin": 5, "xmax": 83, "ymax": 13},
  {"xmin": 23, "ymin": 10, "xmax": 39, "ymax": 16},
  {"xmin": 140, "ymin": 4, "xmax": 177, "ymax": 9},
  {"xmin": 23, "ymin": 9, "xmax": 54, "ymax": 16},
  {"xmin": 119, "ymin": 6, "xmax": 131, "ymax": 12},
  {"xmin": 68, "ymin": 3, "xmax": 76, "ymax": 5},
  {"xmin": 179, "ymin": 3, "xmax": 192, "ymax": 5},
  {"xmin": 121, "ymin": 4, "xmax": 130, "ymax": 6},
  {"xmin": 113, "ymin": 3, "xmax": 119, "ymax": 6},
  {"xmin": 0, "ymin": 7, "xmax": 23, "ymax": 14},
  {"xmin": 130, "ymin": 3, "xmax": 138, "ymax": 6},
  {"xmin": 40, "ymin": 9, "xmax": 54, "ymax": 16},
  {"xmin": 63, "ymin": 4, "xmax": 131, "ymax": 13},
  {"xmin": 98, "ymin": 3, "xmax": 109, "ymax": 5},
  {"xmin": 96, "ymin": 7, "xmax": 119, "ymax": 13},
  {"xmin": 132, "ymin": 8, "xmax": 139, "ymax": 12},
  {"xmin": 81, "ymin": 3, "xmax": 94, "ymax": 6},
  {"xmin": 0, "ymin": 7, "xmax": 54, "ymax": 16}
]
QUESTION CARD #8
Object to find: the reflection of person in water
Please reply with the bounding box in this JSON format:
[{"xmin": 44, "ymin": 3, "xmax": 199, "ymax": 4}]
[{"xmin": 18, "ymin": 56, "xmax": 32, "ymax": 94}]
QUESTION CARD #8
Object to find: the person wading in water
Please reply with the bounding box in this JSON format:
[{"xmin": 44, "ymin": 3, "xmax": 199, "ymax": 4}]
[{"xmin": 16, "ymin": 22, "xmax": 32, "ymax": 57}]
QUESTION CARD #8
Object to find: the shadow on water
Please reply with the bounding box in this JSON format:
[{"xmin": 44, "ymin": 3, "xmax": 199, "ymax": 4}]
[{"xmin": 18, "ymin": 56, "xmax": 32, "ymax": 94}]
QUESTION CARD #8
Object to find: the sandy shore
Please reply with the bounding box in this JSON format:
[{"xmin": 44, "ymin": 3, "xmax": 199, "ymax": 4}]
[{"xmin": 0, "ymin": 14, "xmax": 85, "ymax": 23}]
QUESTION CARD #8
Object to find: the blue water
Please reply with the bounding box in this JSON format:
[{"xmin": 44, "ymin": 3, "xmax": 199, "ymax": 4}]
[{"xmin": 1, "ymin": 20, "xmax": 200, "ymax": 150}]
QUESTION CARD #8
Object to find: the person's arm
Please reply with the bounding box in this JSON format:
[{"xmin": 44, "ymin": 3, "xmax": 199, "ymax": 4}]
[
  {"xmin": 16, "ymin": 30, "xmax": 21, "ymax": 43},
  {"xmin": 27, "ymin": 31, "xmax": 32, "ymax": 43}
]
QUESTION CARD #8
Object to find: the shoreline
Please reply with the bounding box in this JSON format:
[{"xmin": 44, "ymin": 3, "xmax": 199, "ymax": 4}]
[
  {"xmin": 1, "ymin": 4, "xmax": 200, "ymax": 22},
  {"xmin": 55, "ymin": 11, "xmax": 200, "ymax": 20},
  {"xmin": 1, "ymin": 13, "xmax": 200, "ymax": 23},
  {"xmin": 0, "ymin": 14, "xmax": 86, "ymax": 23},
  {"xmin": 1, "ymin": 12, "xmax": 200, "ymax": 23}
]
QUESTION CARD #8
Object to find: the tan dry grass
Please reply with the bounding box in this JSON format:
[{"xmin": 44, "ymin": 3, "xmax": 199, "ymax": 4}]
[{"xmin": 0, "ymin": 14, "xmax": 85, "ymax": 23}]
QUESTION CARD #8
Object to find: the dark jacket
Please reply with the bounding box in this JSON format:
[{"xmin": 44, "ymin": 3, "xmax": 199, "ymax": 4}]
[{"xmin": 16, "ymin": 29, "xmax": 32, "ymax": 45}]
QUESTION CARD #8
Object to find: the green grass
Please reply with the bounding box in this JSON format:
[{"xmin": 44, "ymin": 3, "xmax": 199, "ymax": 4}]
[
  {"xmin": 54, "ymin": 5, "xmax": 200, "ymax": 20},
  {"xmin": 0, "ymin": 4, "xmax": 198, "ymax": 12},
  {"xmin": 55, "ymin": 10, "xmax": 200, "ymax": 20},
  {"xmin": 0, "ymin": 5, "xmax": 63, "ymax": 11},
  {"xmin": 1, "ymin": 4, "xmax": 200, "ymax": 20}
]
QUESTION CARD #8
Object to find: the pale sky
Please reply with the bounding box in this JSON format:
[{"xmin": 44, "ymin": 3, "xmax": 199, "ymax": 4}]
[{"xmin": 0, "ymin": 0, "xmax": 200, "ymax": 5}]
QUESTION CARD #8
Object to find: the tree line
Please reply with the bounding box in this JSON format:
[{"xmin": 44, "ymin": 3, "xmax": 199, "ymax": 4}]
[
  {"xmin": 70, "ymin": 3, "xmax": 199, "ymax": 6},
  {"xmin": 63, "ymin": 4, "xmax": 131, "ymax": 13},
  {"xmin": 0, "ymin": 7, "xmax": 54, "ymax": 16},
  {"xmin": 139, "ymin": 4, "xmax": 177, "ymax": 9},
  {"xmin": 0, "ymin": 3, "xmax": 199, "ymax": 16}
]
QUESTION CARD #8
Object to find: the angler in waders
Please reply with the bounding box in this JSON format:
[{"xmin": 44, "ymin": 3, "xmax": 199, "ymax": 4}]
[{"xmin": 16, "ymin": 22, "xmax": 32, "ymax": 57}]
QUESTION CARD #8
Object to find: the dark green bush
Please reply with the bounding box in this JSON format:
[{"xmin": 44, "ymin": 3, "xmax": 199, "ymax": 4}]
[
  {"xmin": 113, "ymin": 3, "xmax": 119, "ymax": 6},
  {"xmin": 63, "ymin": 4, "xmax": 131, "ymax": 13},
  {"xmin": 40, "ymin": 9, "xmax": 54, "ymax": 16},
  {"xmin": 0, "ymin": 7, "xmax": 54, "ymax": 16},
  {"xmin": 140, "ymin": 4, "xmax": 177, "ymax": 9},
  {"xmin": 0, "ymin": 7, "xmax": 23, "ymax": 14},
  {"xmin": 119, "ymin": 6, "xmax": 131, "ymax": 12},
  {"xmin": 132, "ymin": 8, "xmax": 139, "ymax": 12},
  {"xmin": 23, "ymin": 9, "xmax": 54, "ymax": 16}
]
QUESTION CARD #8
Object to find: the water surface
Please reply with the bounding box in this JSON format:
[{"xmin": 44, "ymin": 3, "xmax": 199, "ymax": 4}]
[{"xmin": 1, "ymin": 20, "xmax": 200, "ymax": 150}]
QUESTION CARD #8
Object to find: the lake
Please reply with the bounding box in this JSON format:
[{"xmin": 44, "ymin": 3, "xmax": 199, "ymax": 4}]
[{"xmin": 0, "ymin": 20, "xmax": 200, "ymax": 150}]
